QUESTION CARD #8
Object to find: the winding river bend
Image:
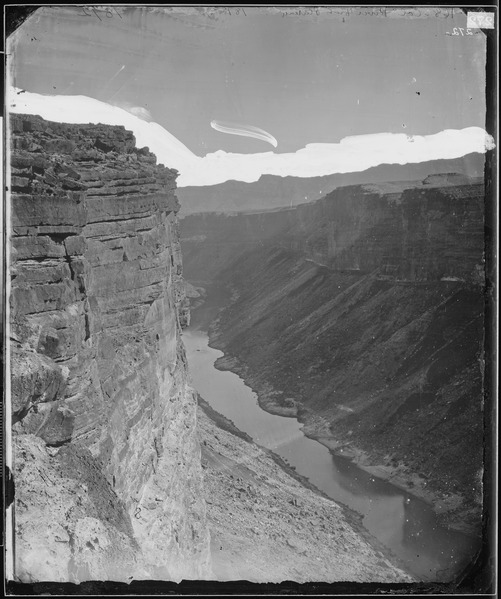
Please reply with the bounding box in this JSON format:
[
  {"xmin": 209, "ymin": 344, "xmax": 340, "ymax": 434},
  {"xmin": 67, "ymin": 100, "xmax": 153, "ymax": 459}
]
[{"xmin": 183, "ymin": 288, "xmax": 479, "ymax": 582}]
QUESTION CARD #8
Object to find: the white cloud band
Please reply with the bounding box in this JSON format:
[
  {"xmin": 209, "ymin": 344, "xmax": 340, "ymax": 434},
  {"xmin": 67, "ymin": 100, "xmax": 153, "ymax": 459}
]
[{"xmin": 8, "ymin": 88, "xmax": 494, "ymax": 187}]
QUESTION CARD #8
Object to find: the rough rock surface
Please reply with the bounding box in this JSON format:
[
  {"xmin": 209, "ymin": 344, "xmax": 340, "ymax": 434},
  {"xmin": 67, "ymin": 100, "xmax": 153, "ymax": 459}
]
[
  {"xmin": 181, "ymin": 177, "xmax": 486, "ymax": 536},
  {"xmin": 197, "ymin": 398, "xmax": 412, "ymax": 583},
  {"xmin": 9, "ymin": 114, "xmax": 211, "ymax": 582}
]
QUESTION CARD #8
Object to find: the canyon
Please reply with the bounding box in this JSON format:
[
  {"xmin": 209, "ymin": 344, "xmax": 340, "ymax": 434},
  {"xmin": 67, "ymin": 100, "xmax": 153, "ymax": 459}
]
[
  {"xmin": 8, "ymin": 114, "xmax": 411, "ymax": 585},
  {"xmin": 180, "ymin": 171, "xmax": 487, "ymax": 545}
]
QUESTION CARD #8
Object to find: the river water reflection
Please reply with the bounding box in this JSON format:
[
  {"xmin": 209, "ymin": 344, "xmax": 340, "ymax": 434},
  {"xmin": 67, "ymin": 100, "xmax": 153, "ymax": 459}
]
[{"xmin": 183, "ymin": 291, "xmax": 479, "ymax": 582}]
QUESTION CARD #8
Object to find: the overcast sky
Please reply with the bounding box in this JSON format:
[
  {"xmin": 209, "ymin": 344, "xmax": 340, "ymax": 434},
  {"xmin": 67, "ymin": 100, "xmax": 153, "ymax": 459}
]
[{"xmin": 9, "ymin": 6, "xmax": 487, "ymax": 158}]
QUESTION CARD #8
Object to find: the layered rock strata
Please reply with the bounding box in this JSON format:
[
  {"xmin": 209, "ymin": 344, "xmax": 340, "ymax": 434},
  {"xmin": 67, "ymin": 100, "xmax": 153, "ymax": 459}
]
[
  {"xmin": 181, "ymin": 179, "xmax": 485, "ymax": 284},
  {"xmin": 9, "ymin": 114, "xmax": 211, "ymax": 582}
]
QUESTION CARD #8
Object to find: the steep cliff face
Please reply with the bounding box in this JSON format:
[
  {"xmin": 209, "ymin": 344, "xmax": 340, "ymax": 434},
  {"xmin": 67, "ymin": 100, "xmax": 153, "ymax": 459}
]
[
  {"xmin": 281, "ymin": 181, "xmax": 485, "ymax": 283},
  {"xmin": 180, "ymin": 177, "xmax": 485, "ymax": 535},
  {"xmin": 9, "ymin": 114, "xmax": 211, "ymax": 582}
]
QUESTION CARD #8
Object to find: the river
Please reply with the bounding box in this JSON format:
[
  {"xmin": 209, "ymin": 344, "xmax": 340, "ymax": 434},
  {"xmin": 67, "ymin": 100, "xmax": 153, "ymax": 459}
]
[{"xmin": 183, "ymin": 286, "xmax": 479, "ymax": 582}]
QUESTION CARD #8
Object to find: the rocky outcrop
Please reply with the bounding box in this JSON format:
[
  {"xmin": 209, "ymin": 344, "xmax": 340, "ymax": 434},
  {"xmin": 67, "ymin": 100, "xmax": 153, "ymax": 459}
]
[
  {"xmin": 9, "ymin": 114, "xmax": 211, "ymax": 582},
  {"xmin": 180, "ymin": 176, "xmax": 486, "ymax": 536}
]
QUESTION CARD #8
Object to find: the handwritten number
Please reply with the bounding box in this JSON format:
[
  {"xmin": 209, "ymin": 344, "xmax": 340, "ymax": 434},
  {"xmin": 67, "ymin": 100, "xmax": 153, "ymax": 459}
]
[
  {"xmin": 216, "ymin": 6, "xmax": 247, "ymax": 16},
  {"xmin": 451, "ymin": 27, "xmax": 472, "ymax": 36},
  {"xmin": 79, "ymin": 6, "xmax": 123, "ymax": 19}
]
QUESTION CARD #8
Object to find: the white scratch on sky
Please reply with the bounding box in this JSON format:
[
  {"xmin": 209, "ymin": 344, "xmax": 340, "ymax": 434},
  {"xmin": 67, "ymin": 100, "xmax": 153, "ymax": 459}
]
[
  {"xmin": 210, "ymin": 120, "xmax": 278, "ymax": 149},
  {"xmin": 109, "ymin": 64, "xmax": 126, "ymax": 84}
]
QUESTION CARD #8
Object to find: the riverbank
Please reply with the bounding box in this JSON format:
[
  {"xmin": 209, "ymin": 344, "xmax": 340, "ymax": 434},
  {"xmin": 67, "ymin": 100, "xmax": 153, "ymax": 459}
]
[
  {"xmin": 210, "ymin": 330, "xmax": 481, "ymax": 540},
  {"xmin": 304, "ymin": 428, "xmax": 481, "ymax": 539},
  {"xmin": 196, "ymin": 394, "xmax": 414, "ymax": 583}
]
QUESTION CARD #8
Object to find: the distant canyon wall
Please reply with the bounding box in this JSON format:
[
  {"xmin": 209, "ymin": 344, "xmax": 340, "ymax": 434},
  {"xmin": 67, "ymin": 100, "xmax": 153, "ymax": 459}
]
[
  {"xmin": 182, "ymin": 178, "xmax": 484, "ymax": 284},
  {"xmin": 9, "ymin": 114, "xmax": 210, "ymax": 582},
  {"xmin": 277, "ymin": 182, "xmax": 485, "ymax": 283},
  {"xmin": 176, "ymin": 153, "xmax": 484, "ymax": 216}
]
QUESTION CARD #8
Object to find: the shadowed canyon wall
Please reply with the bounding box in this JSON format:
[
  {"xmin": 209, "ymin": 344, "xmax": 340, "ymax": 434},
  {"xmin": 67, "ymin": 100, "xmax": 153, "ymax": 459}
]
[
  {"xmin": 181, "ymin": 176, "xmax": 486, "ymax": 535},
  {"xmin": 9, "ymin": 114, "xmax": 211, "ymax": 582}
]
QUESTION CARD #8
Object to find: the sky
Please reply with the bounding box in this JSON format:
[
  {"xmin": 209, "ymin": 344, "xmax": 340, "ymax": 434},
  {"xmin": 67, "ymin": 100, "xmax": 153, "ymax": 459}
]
[{"xmin": 6, "ymin": 6, "xmax": 491, "ymax": 186}]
